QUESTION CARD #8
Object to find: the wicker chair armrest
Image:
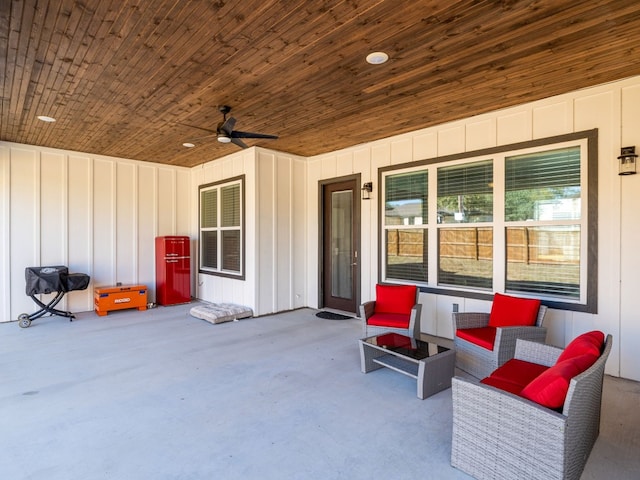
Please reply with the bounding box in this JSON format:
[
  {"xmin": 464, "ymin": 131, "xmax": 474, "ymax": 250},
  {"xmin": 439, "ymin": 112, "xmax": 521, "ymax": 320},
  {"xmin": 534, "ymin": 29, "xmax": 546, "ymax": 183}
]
[
  {"xmin": 452, "ymin": 375, "xmax": 565, "ymax": 419},
  {"xmin": 359, "ymin": 301, "xmax": 375, "ymax": 337},
  {"xmin": 535, "ymin": 305, "xmax": 548, "ymax": 327},
  {"xmin": 495, "ymin": 325, "xmax": 547, "ymax": 347},
  {"xmin": 359, "ymin": 301, "xmax": 375, "ymax": 320},
  {"xmin": 408, "ymin": 303, "xmax": 422, "ymax": 338},
  {"xmin": 514, "ymin": 339, "xmax": 563, "ymax": 366},
  {"xmin": 452, "ymin": 312, "xmax": 490, "ymax": 330},
  {"xmin": 492, "ymin": 326, "xmax": 547, "ymax": 366}
]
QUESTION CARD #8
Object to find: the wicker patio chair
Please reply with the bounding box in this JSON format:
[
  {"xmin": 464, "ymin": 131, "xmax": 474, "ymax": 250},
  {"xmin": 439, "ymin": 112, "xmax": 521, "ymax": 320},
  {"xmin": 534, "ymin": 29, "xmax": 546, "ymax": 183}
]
[
  {"xmin": 451, "ymin": 334, "xmax": 612, "ymax": 480},
  {"xmin": 360, "ymin": 284, "xmax": 422, "ymax": 338},
  {"xmin": 453, "ymin": 294, "xmax": 548, "ymax": 379}
]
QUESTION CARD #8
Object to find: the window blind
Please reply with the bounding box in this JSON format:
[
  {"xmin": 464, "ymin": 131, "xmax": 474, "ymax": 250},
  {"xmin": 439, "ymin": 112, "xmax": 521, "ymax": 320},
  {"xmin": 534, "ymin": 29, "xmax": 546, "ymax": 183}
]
[
  {"xmin": 438, "ymin": 160, "xmax": 493, "ymax": 196},
  {"xmin": 385, "ymin": 171, "xmax": 428, "ymax": 225},
  {"xmin": 221, "ymin": 184, "xmax": 240, "ymax": 227},
  {"xmin": 506, "ymin": 147, "xmax": 580, "ymax": 191},
  {"xmin": 222, "ymin": 230, "xmax": 240, "ymax": 272},
  {"xmin": 505, "ymin": 147, "xmax": 581, "ymax": 221},
  {"xmin": 201, "ymin": 231, "xmax": 217, "ymax": 269},
  {"xmin": 200, "ymin": 189, "xmax": 217, "ymax": 228}
]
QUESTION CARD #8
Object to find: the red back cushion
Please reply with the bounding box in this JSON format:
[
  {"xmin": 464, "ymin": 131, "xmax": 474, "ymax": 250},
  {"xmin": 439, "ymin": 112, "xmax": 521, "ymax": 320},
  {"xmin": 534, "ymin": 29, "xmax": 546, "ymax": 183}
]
[
  {"xmin": 556, "ymin": 330, "xmax": 604, "ymax": 363},
  {"xmin": 374, "ymin": 284, "xmax": 416, "ymax": 315},
  {"xmin": 520, "ymin": 358, "xmax": 582, "ymax": 409},
  {"xmin": 520, "ymin": 354, "xmax": 598, "ymax": 409},
  {"xmin": 488, "ymin": 293, "xmax": 541, "ymax": 327}
]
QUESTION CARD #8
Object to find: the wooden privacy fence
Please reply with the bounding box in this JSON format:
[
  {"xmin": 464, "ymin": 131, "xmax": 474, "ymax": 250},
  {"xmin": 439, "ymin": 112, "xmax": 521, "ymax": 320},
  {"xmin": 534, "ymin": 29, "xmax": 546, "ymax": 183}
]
[
  {"xmin": 439, "ymin": 228, "xmax": 493, "ymax": 261},
  {"xmin": 387, "ymin": 230, "xmax": 425, "ymax": 258},
  {"xmin": 506, "ymin": 227, "xmax": 580, "ymax": 265},
  {"xmin": 387, "ymin": 227, "xmax": 579, "ymax": 265}
]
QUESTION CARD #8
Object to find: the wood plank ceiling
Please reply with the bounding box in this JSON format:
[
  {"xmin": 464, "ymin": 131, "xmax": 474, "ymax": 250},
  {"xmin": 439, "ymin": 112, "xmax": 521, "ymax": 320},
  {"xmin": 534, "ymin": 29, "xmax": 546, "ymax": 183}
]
[{"xmin": 2, "ymin": 0, "xmax": 640, "ymax": 168}]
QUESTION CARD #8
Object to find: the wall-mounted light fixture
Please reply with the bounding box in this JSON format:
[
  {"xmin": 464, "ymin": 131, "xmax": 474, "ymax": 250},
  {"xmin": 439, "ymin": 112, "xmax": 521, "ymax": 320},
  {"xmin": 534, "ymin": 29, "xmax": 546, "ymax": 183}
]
[
  {"xmin": 361, "ymin": 182, "xmax": 373, "ymax": 200},
  {"xmin": 618, "ymin": 146, "xmax": 637, "ymax": 176}
]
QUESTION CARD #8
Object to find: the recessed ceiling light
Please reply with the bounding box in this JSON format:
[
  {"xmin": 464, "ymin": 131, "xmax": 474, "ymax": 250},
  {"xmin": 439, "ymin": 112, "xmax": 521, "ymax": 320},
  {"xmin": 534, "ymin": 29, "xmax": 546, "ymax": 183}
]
[
  {"xmin": 182, "ymin": 142, "xmax": 195, "ymax": 148},
  {"xmin": 37, "ymin": 115, "xmax": 56, "ymax": 122},
  {"xmin": 366, "ymin": 51, "xmax": 389, "ymax": 65}
]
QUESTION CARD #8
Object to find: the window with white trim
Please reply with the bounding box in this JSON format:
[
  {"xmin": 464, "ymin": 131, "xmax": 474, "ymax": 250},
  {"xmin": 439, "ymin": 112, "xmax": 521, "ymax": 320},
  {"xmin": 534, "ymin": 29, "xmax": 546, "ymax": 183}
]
[
  {"xmin": 199, "ymin": 176, "xmax": 245, "ymax": 279},
  {"xmin": 380, "ymin": 131, "xmax": 597, "ymax": 312},
  {"xmin": 384, "ymin": 170, "xmax": 428, "ymax": 283}
]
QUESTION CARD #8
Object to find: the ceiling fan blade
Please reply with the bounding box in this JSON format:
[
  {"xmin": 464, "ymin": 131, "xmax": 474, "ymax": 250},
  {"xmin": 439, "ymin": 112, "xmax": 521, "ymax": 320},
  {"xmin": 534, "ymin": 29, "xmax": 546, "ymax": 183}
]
[
  {"xmin": 177, "ymin": 122, "xmax": 218, "ymax": 142},
  {"xmin": 187, "ymin": 132, "xmax": 218, "ymax": 142},
  {"xmin": 231, "ymin": 130, "xmax": 279, "ymax": 140},
  {"xmin": 231, "ymin": 137, "xmax": 249, "ymax": 149},
  {"xmin": 176, "ymin": 121, "xmax": 216, "ymax": 132},
  {"xmin": 219, "ymin": 117, "xmax": 237, "ymax": 135}
]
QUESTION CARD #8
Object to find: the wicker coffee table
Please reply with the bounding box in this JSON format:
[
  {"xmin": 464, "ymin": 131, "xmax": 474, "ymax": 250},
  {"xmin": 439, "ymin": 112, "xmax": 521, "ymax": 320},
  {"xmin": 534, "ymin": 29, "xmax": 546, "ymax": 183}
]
[{"xmin": 359, "ymin": 332, "xmax": 455, "ymax": 399}]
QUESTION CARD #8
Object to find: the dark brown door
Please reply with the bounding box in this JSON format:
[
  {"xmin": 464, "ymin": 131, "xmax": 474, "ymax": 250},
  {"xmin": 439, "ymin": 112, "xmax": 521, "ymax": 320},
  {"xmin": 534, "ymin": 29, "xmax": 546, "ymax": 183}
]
[{"xmin": 322, "ymin": 179, "xmax": 360, "ymax": 313}]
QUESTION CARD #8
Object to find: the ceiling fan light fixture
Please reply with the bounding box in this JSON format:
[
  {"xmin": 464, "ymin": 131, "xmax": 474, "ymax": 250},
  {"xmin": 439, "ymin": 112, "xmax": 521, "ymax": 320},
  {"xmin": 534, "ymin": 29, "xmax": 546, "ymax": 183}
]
[
  {"xmin": 366, "ymin": 51, "xmax": 389, "ymax": 65},
  {"xmin": 217, "ymin": 135, "xmax": 231, "ymax": 143}
]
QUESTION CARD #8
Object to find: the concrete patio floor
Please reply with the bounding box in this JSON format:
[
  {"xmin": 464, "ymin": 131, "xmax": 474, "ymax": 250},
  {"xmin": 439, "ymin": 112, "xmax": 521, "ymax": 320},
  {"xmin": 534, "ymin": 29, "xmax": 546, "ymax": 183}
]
[{"xmin": 1, "ymin": 303, "xmax": 638, "ymax": 479}]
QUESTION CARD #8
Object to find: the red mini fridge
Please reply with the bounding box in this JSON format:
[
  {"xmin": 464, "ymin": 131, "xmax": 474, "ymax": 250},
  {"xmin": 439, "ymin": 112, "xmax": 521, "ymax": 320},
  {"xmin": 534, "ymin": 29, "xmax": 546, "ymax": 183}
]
[{"xmin": 155, "ymin": 236, "xmax": 191, "ymax": 305}]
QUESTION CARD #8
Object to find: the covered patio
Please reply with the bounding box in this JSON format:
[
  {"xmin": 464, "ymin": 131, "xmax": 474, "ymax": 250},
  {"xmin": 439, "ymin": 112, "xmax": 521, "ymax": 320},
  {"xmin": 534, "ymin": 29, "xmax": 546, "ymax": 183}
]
[{"xmin": 2, "ymin": 304, "xmax": 638, "ymax": 479}]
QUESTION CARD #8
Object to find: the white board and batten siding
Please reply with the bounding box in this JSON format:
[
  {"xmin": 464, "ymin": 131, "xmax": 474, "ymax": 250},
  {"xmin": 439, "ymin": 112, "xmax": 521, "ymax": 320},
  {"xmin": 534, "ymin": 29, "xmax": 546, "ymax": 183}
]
[
  {"xmin": 191, "ymin": 148, "xmax": 307, "ymax": 317},
  {"xmin": 2, "ymin": 75, "xmax": 640, "ymax": 381},
  {"xmin": 0, "ymin": 143, "xmax": 191, "ymax": 321},
  {"xmin": 306, "ymin": 76, "xmax": 640, "ymax": 380}
]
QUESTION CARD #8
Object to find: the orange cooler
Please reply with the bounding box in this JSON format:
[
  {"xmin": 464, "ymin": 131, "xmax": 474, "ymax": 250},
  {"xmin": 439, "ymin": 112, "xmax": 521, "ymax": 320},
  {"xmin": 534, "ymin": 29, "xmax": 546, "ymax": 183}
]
[{"xmin": 94, "ymin": 284, "xmax": 148, "ymax": 316}]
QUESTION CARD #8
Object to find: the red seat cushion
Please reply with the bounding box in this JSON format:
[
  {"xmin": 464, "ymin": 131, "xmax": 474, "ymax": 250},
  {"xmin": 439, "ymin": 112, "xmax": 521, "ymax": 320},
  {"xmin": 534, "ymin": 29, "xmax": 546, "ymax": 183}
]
[
  {"xmin": 488, "ymin": 292, "xmax": 541, "ymax": 327},
  {"xmin": 488, "ymin": 359, "xmax": 549, "ymax": 387},
  {"xmin": 456, "ymin": 326, "xmax": 497, "ymax": 351},
  {"xmin": 367, "ymin": 312, "xmax": 410, "ymax": 329},
  {"xmin": 520, "ymin": 353, "xmax": 597, "ymax": 409},
  {"xmin": 481, "ymin": 376, "xmax": 526, "ymax": 396},
  {"xmin": 374, "ymin": 284, "xmax": 416, "ymax": 315},
  {"xmin": 556, "ymin": 330, "xmax": 604, "ymax": 363}
]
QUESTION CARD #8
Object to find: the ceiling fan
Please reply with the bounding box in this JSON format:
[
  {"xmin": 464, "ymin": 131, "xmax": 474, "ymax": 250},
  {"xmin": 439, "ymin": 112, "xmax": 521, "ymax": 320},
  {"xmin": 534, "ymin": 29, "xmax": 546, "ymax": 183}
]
[{"xmin": 200, "ymin": 105, "xmax": 279, "ymax": 149}]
